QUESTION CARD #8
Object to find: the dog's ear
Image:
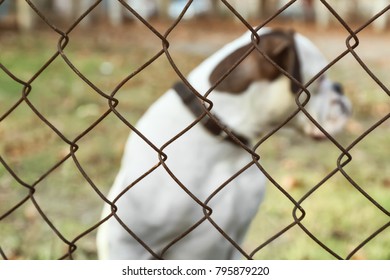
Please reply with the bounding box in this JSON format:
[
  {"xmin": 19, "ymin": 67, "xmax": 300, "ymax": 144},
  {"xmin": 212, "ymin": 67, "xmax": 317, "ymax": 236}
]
[
  {"xmin": 210, "ymin": 30, "xmax": 302, "ymax": 94},
  {"xmin": 257, "ymin": 30, "xmax": 302, "ymax": 94},
  {"xmin": 209, "ymin": 43, "xmax": 259, "ymax": 93}
]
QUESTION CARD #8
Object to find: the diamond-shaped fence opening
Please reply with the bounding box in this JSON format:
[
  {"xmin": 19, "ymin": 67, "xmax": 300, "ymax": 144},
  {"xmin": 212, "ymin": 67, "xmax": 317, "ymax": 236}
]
[{"xmin": 0, "ymin": 0, "xmax": 389, "ymax": 260}]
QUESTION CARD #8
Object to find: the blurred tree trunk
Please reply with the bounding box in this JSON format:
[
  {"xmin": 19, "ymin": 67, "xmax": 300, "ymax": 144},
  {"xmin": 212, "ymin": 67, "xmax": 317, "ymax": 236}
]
[
  {"xmin": 156, "ymin": 0, "xmax": 171, "ymax": 19},
  {"xmin": 16, "ymin": 0, "xmax": 34, "ymax": 30},
  {"xmin": 107, "ymin": 0, "xmax": 123, "ymax": 26}
]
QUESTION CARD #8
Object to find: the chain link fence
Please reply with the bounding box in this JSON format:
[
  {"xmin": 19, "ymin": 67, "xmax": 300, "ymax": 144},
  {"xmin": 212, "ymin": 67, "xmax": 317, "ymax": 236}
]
[{"xmin": 0, "ymin": 0, "xmax": 389, "ymax": 260}]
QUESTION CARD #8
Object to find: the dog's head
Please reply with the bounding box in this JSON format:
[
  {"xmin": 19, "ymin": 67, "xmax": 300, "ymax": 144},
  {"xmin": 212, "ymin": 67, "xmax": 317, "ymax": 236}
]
[
  {"xmin": 291, "ymin": 32, "xmax": 352, "ymax": 140},
  {"xmin": 191, "ymin": 28, "xmax": 351, "ymax": 141},
  {"xmin": 294, "ymin": 75, "xmax": 351, "ymax": 140}
]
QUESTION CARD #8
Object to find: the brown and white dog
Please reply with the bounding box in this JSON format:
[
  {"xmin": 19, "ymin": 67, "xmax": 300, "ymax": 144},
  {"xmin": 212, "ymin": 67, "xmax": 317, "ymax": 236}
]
[{"xmin": 97, "ymin": 28, "xmax": 351, "ymax": 259}]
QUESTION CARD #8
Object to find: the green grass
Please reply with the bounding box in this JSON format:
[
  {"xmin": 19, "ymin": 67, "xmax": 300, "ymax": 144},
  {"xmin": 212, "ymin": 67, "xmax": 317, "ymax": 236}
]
[
  {"xmin": 0, "ymin": 26, "xmax": 389, "ymax": 259},
  {"xmin": 246, "ymin": 129, "xmax": 390, "ymax": 259}
]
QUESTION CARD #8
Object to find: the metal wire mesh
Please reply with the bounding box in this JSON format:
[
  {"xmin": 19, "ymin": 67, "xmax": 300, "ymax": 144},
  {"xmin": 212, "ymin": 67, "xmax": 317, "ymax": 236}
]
[{"xmin": 0, "ymin": 0, "xmax": 389, "ymax": 260}]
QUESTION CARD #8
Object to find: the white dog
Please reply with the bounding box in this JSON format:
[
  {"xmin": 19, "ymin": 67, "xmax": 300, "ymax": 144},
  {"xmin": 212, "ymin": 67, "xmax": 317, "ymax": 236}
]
[{"xmin": 97, "ymin": 28, "xmax": 351, "ymax": 260}]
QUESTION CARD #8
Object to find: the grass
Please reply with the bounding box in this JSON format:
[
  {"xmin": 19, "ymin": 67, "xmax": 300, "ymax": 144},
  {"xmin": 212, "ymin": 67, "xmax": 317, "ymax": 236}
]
[
  {"xmin": 247, "ymin": 128, "xmax": 390, "ymax": 259},
  {"xmin": 0, "ymin": 23, "xmax": 389, "ymax": 259}
]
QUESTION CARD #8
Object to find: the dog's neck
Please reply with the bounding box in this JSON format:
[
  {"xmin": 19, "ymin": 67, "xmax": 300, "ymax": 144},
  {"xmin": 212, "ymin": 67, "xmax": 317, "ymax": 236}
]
[
  {"xmin": 173, "ymin": 75, "xmax": 299, "ymax": 146},
  {"xmin": 207, "ymin": 76, "xmax": 297, "ymax": 140},
  {"xmin": 173, "ymin": 81, "xmax": 250, "ymax": 146}
]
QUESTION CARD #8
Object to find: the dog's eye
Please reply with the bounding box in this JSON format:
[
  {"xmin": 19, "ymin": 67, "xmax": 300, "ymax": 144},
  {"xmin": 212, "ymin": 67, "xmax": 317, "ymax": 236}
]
[{"xmin": 332, "ymin": 83, "xmax": 344, "ymax": 95}]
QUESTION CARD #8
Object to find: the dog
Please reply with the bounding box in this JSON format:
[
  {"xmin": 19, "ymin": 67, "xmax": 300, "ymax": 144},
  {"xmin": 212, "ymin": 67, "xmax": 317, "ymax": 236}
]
[{"xmin": 96, "ymin": 27, "xmax": 351, "ymax": 260}]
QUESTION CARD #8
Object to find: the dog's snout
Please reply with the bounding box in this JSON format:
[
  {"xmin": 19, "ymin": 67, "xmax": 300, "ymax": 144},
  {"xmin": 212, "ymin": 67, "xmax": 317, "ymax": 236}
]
[{"xmin": 332, "ymin": 82, "xmax": 344, "ymax": 95}]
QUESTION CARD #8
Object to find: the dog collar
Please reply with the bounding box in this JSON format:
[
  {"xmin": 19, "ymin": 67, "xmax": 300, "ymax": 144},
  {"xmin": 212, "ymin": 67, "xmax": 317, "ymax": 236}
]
[{"xmin": 173, "ymin": 81, "xmax": 250, "ymax": 147}]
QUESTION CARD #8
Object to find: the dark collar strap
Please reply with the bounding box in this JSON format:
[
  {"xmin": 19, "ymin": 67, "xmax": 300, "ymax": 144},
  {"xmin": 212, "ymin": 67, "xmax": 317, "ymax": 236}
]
[{"xmin": 173, "ymin": 81, "xmax": 250, "ymax": 147}]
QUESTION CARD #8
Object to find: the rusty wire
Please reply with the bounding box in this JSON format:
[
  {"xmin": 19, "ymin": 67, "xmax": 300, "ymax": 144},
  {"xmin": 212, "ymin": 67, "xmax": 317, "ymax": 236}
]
[{"xmin": 0, "ymin": 0, "xmax": 389, "ymax": 260}]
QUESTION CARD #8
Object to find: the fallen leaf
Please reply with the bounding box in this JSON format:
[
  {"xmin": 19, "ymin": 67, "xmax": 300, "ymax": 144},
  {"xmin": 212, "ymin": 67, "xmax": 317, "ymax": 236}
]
[
  {"xmin": 282, "ymin": 176, "xmax": 302, "ymax": 191},
  {"xmin": 383, "ymin": 178, "xmax": 390, "ymax": 188}
]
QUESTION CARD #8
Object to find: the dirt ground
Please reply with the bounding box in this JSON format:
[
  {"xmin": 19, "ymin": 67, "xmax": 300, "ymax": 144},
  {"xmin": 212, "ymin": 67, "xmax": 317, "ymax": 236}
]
[{"xmin": 69, "ymin": 18, "xmax": 390, "ymax": 61}]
